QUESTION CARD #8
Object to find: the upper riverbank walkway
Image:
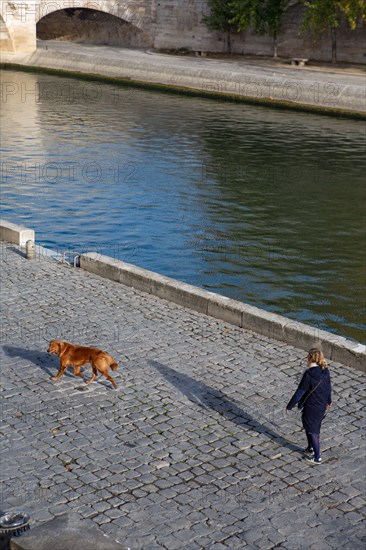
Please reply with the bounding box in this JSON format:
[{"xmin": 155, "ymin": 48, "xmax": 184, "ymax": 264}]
[
  {"xmin": 1, "ymin": 41, "xmax": 365, "ymax": 116},
  {"xmin": 0, "ymin": 240, "xmax": 365, "ymax": 549}
]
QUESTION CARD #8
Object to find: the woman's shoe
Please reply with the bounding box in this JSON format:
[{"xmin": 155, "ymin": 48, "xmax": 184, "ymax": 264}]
[
  {"xmin": 305, "ymin": 456, "xmax": 322, "ymax": 465},
  {"xmin": 303, "ymin": 448, "xmax": 313, "ymax": 456}
]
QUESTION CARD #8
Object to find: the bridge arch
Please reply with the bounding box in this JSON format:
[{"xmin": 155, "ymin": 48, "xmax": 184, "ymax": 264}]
[
  {"xmin": 37, "ymin": 7, "xmax": 148, "ymax": 48},
  {"xmin": 35, "ymin": 1, "xmax": 146, "ymax": 30}
]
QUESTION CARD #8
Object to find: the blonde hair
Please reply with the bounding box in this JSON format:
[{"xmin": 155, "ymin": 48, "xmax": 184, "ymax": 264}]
[{"xmin": 308, "ymin": 348, "xmax": 327, "ymax": 370}]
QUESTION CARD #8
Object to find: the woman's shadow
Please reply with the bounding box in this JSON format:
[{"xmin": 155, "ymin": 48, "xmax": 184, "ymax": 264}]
[
  {"xmin": 148, "ymin": 360, "xmax": 302, "ymax": 454},
  {"xmin": 2, "ymin": 345, "xmax": 73, "ymax": 379}
]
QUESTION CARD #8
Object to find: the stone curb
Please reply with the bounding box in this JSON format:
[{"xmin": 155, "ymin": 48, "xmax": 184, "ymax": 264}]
[
  {"xmin": 80, "ymin": 252, "xmax": 366, "ymax": 372},
  {"xmin": 0, "ymin": 219, "xmax": 35, "ymax": 246}
]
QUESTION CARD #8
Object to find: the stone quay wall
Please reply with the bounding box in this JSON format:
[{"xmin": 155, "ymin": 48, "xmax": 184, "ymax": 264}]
[
  {"xmin": 154, "ymin": 1, "xmax": 366, "ymax": 64},
  {"xmin": 1, "ymin": 0, "xmax": 365, "ymax": 63}
]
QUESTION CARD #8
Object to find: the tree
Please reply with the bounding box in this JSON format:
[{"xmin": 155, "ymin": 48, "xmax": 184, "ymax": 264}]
[
  {"xmin": 230, "ymin": 0, "xmax": 289, "ymax": 58},
  {"xmin": 301, "ymin": 0, "xmax": 366, "ymax": 63},
  {"xmin": 203, "ymin": 0, "xmax": 236, "ymax": 53}
]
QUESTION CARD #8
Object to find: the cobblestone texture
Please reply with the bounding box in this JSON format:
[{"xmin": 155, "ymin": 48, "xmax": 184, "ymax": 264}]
[{"xmin": 0, "ymin": 243, "xmax": 365, "ymax": 549}]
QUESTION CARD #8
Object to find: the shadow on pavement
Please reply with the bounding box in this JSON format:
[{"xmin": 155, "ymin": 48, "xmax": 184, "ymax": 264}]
[
  {"xmin": 149, "ymin": 360, "xmax": 302, "ymax": 454},
  {"xmin": 3, "ymin": 346, "xmax": 119, "ymax": 390},
  {"xmin": 2, "ymin": 345, "xmax": 73, "ymax": 379}
]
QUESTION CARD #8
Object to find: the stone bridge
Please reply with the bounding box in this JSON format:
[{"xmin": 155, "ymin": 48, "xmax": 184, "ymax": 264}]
[{"xmin": 0, "ymin": 0, "xmax": 154, "ymax": 53}]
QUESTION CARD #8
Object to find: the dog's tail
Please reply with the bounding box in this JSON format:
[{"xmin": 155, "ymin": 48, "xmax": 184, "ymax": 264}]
[{"xmin": 110, "ymin": 361, "xmax": 118, "ymax": 371}]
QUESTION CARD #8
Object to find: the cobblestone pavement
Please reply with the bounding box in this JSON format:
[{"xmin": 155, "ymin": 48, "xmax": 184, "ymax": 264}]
[{"xmin": 0, "ymin": 243, "xmax": 365, "ymax": 549}]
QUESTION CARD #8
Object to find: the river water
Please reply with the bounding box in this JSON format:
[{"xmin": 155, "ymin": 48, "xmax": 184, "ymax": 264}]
[{"xmin": 1, "ymin": 70, "xmax": 365, "ymax": 343}]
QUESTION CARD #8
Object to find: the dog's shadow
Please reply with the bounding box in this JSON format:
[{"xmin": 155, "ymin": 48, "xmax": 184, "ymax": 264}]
[
  {"xmin": 2, "ymin": 345, "xmax": 117, "ymax": 390},
  {"xmin": 2, "ymin": 345, "xmax": 73, "ymax": 379}
]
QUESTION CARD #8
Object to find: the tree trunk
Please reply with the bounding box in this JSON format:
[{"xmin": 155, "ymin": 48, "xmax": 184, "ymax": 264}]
[
  {"xmin": 227, "ymin": 29, "xmax": 231, "ymax": 54},
  {"xmin": 331, "ymin": 26, "xmax": 337, "ymax": 63},
  {"xmin": 273, "ymin": 33, "xmax": 278, "ymax": 58}
]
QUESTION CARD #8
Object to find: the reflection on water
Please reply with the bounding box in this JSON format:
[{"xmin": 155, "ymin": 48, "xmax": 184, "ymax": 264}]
[{"xmin": 1, "ymin": 70, "xmax": 365, "ymax": 342}]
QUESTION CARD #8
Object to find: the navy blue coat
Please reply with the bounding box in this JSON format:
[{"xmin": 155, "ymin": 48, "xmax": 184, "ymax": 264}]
[{"xmin": 287, "ymin": 365, "xmax": 332, "ymax": 434}]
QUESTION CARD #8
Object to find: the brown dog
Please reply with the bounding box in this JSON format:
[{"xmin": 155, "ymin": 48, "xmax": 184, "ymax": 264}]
[{"xmin": 48, "ymin": 340, "xmax": 118, "ymax": 388}]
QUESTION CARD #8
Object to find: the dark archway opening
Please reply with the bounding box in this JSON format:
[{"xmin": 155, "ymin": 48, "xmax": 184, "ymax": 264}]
[{"xmin": 37, "ymin": 8, "xmax": 148, "ymax": 48}]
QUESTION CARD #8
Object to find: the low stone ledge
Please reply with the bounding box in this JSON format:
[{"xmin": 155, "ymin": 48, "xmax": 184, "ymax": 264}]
[
  {"xmin": 80, "ymin": 252, "xmax": 366, "ymax": 372},
  {"xmin": 0, "ymin": 219, "xmax": 35, "ymax": 246},
  {"xmin": 9, "ymin": 514, "xmax": 127, "ymax": 550},
  {"xmin": 80, "ymin": 252, "xmax": 213, "ymax": 314}
]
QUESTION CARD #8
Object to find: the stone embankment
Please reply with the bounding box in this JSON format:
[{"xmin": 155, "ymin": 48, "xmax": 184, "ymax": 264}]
[{"xmin": 1, "ymin": 41, "xmax": 365, "ymax": 117}]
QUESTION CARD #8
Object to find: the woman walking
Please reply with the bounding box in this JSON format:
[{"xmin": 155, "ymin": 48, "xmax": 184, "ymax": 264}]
[{"xmin": 286, "ymin": 348, "xmax": 332, "ymax": 464}]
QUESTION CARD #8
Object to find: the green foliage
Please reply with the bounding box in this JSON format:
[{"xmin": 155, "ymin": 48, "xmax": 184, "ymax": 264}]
[
  {"xmin": 204, "ymin": 0, "xmax": 365, "ymax": 37},
  {"xmin": 203, "ymin": 0, "xmax": 237, "ymax": 53},
  {"xmin": 203, "ymin": 0, "xmax": 236, "ymax": 31},
  {"xmin": 230, "ymin": 0, "xmax": 289, "ymax": 38},
  {"xmin": 203, "ymin": 0, "xmax": 365, "ymax": 60},
  {"xmin": 301, "ymin": 0, "xmax": 366, "ymax": 34},
  {"xmin": 302, "ymin": 0, "xmax": 341, "ymax": 33},
  {"xmin": 301, "ymin": 0, "xmax": 365, "ymax": 62},
  {"xmin": 341, "ymin": 0, "xmax": 366, "ymax": 29}
]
